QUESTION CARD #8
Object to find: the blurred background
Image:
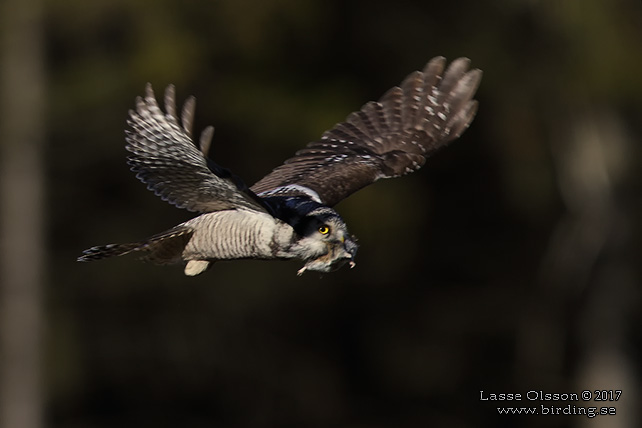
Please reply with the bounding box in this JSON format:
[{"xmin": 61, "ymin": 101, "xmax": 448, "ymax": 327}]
[{"xmin": 1, "ymin": 0, "xmax": 641, "ymax": 427}]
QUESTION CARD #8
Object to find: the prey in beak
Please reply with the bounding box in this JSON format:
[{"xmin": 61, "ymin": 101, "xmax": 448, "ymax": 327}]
[{"xmin": 297, "ymin": 235, "xmax": 358, "ymax": 276}]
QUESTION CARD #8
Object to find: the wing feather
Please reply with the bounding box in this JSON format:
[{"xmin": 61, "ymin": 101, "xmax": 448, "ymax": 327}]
[
  {"xmin": 379, "ymin": 86, "xmax": 403, "ymax": 134},
  {"xmin": 361, "ymin": 101, "xmax": 389, "ymax": 139},
  {"xmin": 126, "ymin": 84, "xmax": 268, "ymax": 214},
  {"xmin": 251, "ymin": 56, "xmax": 482, "ymax": 206},
  {"xmin": 400, "ymin": 70, "xmax": 423, "ymax": 129}
]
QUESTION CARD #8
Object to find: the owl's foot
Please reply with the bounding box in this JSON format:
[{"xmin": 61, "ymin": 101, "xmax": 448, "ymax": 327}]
[{"xmin": 184, "ymin": 260, "xmax": 210, "ymax": 276}]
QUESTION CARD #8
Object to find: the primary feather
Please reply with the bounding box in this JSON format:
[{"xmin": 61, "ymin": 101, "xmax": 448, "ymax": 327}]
[
  {"xmin": 251, "ymin": 56, "xmax": 482, "ymax": 206},
  {"xmin": 126, "ymin": 84, "xmax": 268, "ymax": 213}
]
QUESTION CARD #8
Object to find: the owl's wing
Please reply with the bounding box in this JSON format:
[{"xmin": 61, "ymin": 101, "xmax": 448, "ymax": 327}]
[
  {"xmin": 251, "ymin": 57, "xmax": 482, "ymax": 207},
  {"xmin": 126, "ymin": 84, "xmax": 269, "ymax": 213}
]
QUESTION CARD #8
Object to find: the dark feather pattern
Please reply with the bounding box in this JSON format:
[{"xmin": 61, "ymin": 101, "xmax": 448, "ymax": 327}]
[
  {"xmin": 77, "ymin": 226, "xmax": 194, "ymax": 264},
  {"xmin": 126, "ymin": 84, "xmax": 268, "ymax": 214},
  {"xmin": 251, "ymin": 57, "xmax": 482, "ymax": 206}
]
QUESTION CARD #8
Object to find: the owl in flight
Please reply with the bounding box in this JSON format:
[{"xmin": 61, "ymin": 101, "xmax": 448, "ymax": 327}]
[{"xmin": 78, "ymin": 57, "xmax": 482, "ymax": 276}]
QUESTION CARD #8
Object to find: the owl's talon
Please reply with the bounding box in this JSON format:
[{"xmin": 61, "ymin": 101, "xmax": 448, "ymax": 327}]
[{"xmin": 297, "ymin": 266, "xmax": 307, "ymax": 276}]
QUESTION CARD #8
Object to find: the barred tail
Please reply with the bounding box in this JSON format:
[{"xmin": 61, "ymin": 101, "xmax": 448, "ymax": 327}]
[
  {"xmin": 77, "ymin": 242, "xmax": 142, "ymax": 262},
  {"xmin": 77, "ymin": 226, "xmax": 193, "ymax": 264}
]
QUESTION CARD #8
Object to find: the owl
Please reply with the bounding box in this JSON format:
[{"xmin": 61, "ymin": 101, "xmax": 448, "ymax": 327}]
[{"xmin": 78, "ymin": 57, "xmax": 482, "ymax": 276}]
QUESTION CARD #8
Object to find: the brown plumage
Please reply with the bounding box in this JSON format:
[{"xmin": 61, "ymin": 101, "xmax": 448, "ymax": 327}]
[{"xmin": 251, "ymin": 56, "xmax": 481, "ymax": 206}]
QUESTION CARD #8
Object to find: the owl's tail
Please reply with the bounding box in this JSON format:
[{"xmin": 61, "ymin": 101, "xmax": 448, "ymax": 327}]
[
  {"xmin": 77, "ymin": 242, "xmax": 142, "ymax": 261},
  {"xmin": 77, "ymin": 226, "xmax": 193, "ymax": 264}
]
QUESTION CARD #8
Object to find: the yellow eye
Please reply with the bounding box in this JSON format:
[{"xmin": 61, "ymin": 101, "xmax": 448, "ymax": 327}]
[{"xmin": 318, "ymin": 225, "xmax": 330, "ymax": 235}]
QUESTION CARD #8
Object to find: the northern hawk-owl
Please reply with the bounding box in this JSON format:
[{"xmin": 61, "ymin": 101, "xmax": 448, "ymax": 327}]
[{"xmin": 79, "ymin": 57, "xmax": 482, "ymax": 276}]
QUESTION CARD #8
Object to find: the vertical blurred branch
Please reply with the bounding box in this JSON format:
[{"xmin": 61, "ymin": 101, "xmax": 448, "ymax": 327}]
[
  {"xmin": 556, "ymin": 110, "xmax": 638, "ymax": 428},
  {"xmin": 534, "ymin": 107, "xmax": 637, "ymax": 428},
  {"xmin": 513, "ymin": 4, "xmax": 641, "ymax": 426},
  {"xmin": 0, "ymin": 0, "xmax": 45, "ymax": 425}
]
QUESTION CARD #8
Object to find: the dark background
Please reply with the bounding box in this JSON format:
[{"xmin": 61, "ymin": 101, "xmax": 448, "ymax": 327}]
[{"xmin": 2, "ymin": 0, "xmax": 641, "ymax": 427}]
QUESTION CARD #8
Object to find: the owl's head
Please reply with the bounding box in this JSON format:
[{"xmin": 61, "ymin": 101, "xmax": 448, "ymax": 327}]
[{"xmin": 290, "ymin": 206, "xmax": 358, "ymax": 275}]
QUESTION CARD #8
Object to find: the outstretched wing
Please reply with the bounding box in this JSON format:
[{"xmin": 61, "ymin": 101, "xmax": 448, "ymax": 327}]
[
  {"xmin": 251, "ymin": 57, "xmax": 482, "ymax": 207},
  {"xmin": 126, "ymin": 84, "xmax": 268, "ymax": 213}
]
